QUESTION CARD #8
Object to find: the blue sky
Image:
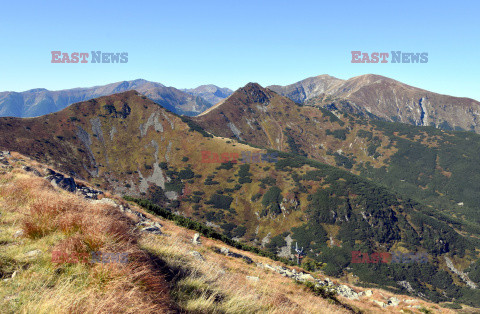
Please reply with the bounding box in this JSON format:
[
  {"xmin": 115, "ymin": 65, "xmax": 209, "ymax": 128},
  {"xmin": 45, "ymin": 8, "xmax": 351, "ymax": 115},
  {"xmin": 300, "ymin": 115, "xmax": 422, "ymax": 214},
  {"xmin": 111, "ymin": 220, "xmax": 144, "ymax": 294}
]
[{"xmin": 1, "ymin": 0, "xmax": 479, "ymax": 100}]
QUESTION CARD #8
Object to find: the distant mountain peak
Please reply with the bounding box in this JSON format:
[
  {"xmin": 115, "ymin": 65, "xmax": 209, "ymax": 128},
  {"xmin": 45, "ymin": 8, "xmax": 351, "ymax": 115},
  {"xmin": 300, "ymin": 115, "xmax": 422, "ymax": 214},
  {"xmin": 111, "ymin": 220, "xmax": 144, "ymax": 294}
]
[
  {"xmin": 181, "ymin": 84, "xmax": 233, "ymax": 106},
  {"xmin": 25, "ymin": 88, "xmax": 49, "ymax": 93}
]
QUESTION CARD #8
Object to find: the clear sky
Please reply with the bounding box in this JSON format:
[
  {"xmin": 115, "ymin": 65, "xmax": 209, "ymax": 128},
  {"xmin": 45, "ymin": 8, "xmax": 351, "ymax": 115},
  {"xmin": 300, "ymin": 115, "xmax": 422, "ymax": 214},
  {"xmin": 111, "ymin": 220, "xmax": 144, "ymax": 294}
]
[{"xmin": 1, "ymin": 0, "xmax": 479, "ymax": 100}]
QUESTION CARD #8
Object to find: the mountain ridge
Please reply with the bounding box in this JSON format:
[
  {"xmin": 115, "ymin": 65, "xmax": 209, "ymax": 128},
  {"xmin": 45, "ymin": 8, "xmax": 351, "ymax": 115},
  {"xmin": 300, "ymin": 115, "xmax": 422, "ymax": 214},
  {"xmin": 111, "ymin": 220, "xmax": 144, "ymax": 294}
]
[
  {"xmin": 0, "ymin": 79, "xmax": 213, "ymax": 117},
  {"xmin": 268, "ymin": 74, "xmax": 480, "ymax": 133}
]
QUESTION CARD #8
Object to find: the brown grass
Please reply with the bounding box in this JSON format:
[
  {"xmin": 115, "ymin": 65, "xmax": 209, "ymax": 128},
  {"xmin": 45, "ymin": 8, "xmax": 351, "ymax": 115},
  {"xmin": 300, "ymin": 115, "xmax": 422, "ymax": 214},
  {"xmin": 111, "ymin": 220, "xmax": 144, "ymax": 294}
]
[{"xmin": 0, "ymin": 165, "xmax": 175, "ymax": 313}]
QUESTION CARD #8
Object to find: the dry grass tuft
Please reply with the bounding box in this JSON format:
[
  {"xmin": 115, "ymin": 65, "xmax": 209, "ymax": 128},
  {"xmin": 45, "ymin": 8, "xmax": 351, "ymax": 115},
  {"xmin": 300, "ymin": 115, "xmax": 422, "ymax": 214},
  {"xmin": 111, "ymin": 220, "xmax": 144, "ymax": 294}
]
[{"xmin": 0, "ymin": 165, "xmax": 174, "ymax": 313}]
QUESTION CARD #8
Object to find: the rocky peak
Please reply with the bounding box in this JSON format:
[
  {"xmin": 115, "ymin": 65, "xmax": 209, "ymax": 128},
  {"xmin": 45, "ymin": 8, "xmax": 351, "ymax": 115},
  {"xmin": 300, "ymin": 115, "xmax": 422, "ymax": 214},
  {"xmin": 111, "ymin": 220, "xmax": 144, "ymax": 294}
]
[{"xmin": 238, "ymin": 83, "xmax": 274, "ymax": 105}]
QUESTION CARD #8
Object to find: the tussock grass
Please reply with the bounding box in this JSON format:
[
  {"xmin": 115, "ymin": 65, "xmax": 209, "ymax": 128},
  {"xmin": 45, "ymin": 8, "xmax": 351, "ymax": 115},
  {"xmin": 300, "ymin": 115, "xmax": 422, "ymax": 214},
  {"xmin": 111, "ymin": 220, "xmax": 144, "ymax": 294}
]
[{"xmin": 0, "ymin": 166, "xmax": 174, "ymax": 313}]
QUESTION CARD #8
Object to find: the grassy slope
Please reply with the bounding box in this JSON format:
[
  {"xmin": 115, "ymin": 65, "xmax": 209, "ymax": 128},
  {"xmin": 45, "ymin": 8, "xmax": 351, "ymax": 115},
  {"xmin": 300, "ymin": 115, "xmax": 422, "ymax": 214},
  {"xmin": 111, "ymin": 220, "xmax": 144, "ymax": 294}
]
[
  {"xmin": 1, "ymin": 152, "xmax": 458, "ymax": 313},
  {"xmin": 193, "ymin": 84, "xmax": 480, "ymax": 234}
]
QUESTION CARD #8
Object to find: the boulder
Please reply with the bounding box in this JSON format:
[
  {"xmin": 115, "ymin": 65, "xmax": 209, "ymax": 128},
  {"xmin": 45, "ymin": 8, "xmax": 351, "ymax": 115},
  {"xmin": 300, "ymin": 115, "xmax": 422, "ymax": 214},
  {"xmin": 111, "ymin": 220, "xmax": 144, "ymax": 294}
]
[
  {"xmin": 13, "ymin": 230, "xmax": 24, "ymax": 238},
  {"xmin": 190, "ymin": 251, "xmax": 204, "ymax": 261},
  {"xmin": 388, "ymin": 297, "xmax": 400, "ymax": 306},
  {"xmin": 242, "ymin": 255, "xmax": 254, "ymax": 264},
  {"xmin": 91, "ymin": 198, "xmax": 117, "ymax": 207},
  {"xmin": 336, "ymin": 285, "xmax": 359, "ymax": 300},
  {"xmin": 374, "ymin": 300, "xmax": 387, "ymax": 308},
  {"xmin": 296, "ymin": 272, "xmax": 314, "ymax": 282},
  {"xmin": 141, "ymin": 226, "xmax": 162, "ymax": 235},
  {"xmin": 24, "ymin": 249, "xmax": 42, "ymax": 258},
  {"xmin": 47, "ymin": 171, "xmax": 77, "ymax": 192},
  {"xmin": 192, "ymin": 233, "xmax": 201, "ymax": 245},
  {"xmin": 22, "ymin": 166, "xmax": 42, "ymax": 177}
]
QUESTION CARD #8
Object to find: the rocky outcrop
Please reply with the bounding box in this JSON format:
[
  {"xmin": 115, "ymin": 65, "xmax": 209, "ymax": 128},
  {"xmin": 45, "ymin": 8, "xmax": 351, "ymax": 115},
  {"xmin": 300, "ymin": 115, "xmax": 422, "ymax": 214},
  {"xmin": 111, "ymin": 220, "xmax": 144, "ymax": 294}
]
[
  {"xmin": 44, "ymin": 168, "xmax": 104, "ymax": 199},
  {"xmin": 445, "ymin": 256, "xmax": 478, "ymax": 289},
  {"xmin": 46, "ymin": 169, "xmax": 77, "ymax": 192},
  {"xmin": 216, "ymin": 247, "xmax": 254, "ymax": 264}
]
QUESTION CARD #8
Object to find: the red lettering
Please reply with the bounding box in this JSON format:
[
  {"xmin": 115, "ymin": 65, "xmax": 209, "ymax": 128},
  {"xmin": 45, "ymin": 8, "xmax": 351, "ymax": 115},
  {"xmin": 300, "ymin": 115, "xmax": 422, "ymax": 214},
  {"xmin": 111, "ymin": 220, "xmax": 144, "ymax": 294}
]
[
  {"xmin": 61, "ymin": 53, "xmax": 71, "ymax": 63},
  {"xmin": 361, "ymin": 53, "xmax": 371, "ymax": 63},
  {"xmin": 201, "ymin": 151, "xmax": 211, "ymax": 163},
  {"xmin": 360, "ymin": 252, "xmax": 371, "ymax": 263},
  {"xmin": 221, "ymin": 152, "xmax": 230, "ymax": 163},
  {"xmin": 71, "ymin": 52, "xmax": 79, "ymax": 63},
  {"xmin": 351, "ymin": 251, "xmax": 362, "ymax": 263},
  {"xmin": 370, "ymin": 252, "xmax": 380, "ymax": 263},
  {"xmin": 230, "ymin": 153, "xmax": 239, "ymax": 163},
  {"xmin": 51, "ymin": 51, "xmax": 62, "ymax": 63},
  {"xmin": 79, "ymin": 52, "xmax": 89, "ymax": 63},
  {"xmin": 351, "ymin": 51, "xmax": 362, "ymax": 63},
  {"xmin": 380, "ymin": 252, "xmax": 391, "ymax": 263},
  {"xmin": 380, "ymin": 52, "xmax": 389, "ymax": 63},
  {"xmin": 211, "ymin": 152, "xmax": 221, "ymax": 163}
]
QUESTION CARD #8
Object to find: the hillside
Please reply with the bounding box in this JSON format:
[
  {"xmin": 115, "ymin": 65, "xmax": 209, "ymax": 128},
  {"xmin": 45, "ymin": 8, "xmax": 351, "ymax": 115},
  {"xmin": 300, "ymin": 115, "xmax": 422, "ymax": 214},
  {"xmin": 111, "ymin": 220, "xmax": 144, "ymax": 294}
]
[
  {"xmin": 0, "ymin": 79, "xmax": 212, "ymax": 117},
  {"xmin": 1, "ymin": 91, "xmax": 480, "ymax": 307},
  {"xmin": 268, "ymin": 74, "xmax": 480, "ymax": 133},
  {"xmin": 1, "ymin": 152, "xmax": 459, "ymax": 313},
  {"xmin": 194, "ymin": 83, "xmax": 480, "ymax": 229}
]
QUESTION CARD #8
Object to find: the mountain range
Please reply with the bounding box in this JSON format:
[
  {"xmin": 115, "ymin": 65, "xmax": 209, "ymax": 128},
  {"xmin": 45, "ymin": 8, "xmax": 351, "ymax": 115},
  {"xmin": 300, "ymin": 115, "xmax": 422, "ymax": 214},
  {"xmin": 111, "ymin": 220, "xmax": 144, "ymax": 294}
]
[
  {"xmin": 1, "ymin": 88, "xmax": 480, "ymax": 307},
  {"xmin": 2, "ymin": 74, "xmax": 480, "ymax": 136},
  {"xmin": 0, "ymin": 79, "xmax": 230, "ymax": 117},
  {"xmin": 269, "ymin": 74, "xmax": 480, "ymax": 133}
]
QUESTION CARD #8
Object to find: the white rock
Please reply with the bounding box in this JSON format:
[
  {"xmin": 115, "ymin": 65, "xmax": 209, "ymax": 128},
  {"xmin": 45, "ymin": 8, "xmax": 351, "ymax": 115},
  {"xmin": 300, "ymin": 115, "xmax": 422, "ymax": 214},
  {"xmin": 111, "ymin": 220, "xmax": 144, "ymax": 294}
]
[
  {"xmin": 192, "ymin": 233, "xmax": 201, "ymax": 245},
  {"xmin": 24, "ymin": 249, "xmax": 42, "ymax": 258},
  {"xmin": 388, "ymin": 297, "xmax": 400, "ymax": 306},
  {"xmin": 336, "ymin": 285, "xmax": 359, "ymax": 300},
  {"xmin": 297, "ymin": 273, "xmax": 314, "ymax": 281},
  {"xmin": 190, "ymin": 251, "xmax": 204, "ymax": 261},
  {"xmin": 91, "ymin": 198, "xmax": 117, "ymax": 207},
  {"xmin": 374, "ymin": 300, "xmax": 387, "ymax": 308}
]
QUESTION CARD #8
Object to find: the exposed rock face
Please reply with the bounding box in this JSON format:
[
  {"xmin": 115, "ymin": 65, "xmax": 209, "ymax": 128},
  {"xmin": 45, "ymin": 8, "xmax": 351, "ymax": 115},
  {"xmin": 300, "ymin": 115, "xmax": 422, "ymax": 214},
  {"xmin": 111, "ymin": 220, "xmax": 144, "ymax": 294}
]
[
  {"xmin": 269, "ymin": 74, "xmax": 480, "ymax": 133},
  {"xmin": 445, "ymin": 256, "xmax": 478, "ymax": 289},
  {"xmin": 46, "ymin": 169, "xmax": 77, "ymax": 192},
  {"xmin": 278, "ymin": 234, "xmax": 294, "ymax": 259}
]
